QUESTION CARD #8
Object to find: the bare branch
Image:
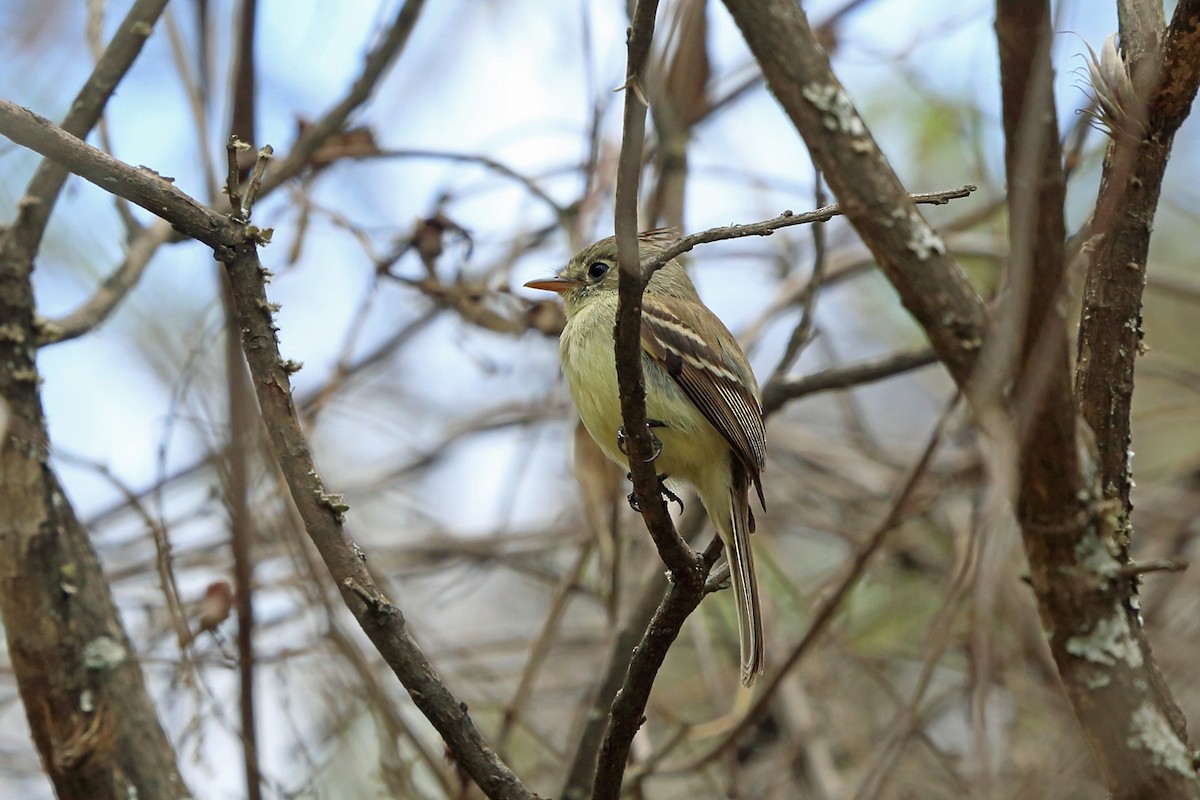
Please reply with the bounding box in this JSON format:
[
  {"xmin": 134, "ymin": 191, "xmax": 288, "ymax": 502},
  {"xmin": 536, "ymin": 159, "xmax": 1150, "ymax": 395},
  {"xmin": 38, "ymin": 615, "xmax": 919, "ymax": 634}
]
[
  {"xmin": 0, "ymin": 98, "xmax": 537, "ymax": 800},
  {"xmin": 998, "ymin": 1, "xmax": 1198, "ymax": 796},
  {"xmin": 0, "ymin": 3, "xmax": 189, "ymax": 796},
  {"xmin": 762, "ymin": 348, "xmax": 939, "ymax": 416},
  {"xmin": 640, "ymin": 185, "xmax": 977, "ymax": 277},
  {"xmin": 1, "ymin": 0, "xmax": 169, "ymax": 272},
  {"xmin": 596, "ymin": 3, "xmax": 716, "ymax": 799},
  {"xmin": 612, "ymin": 0, "xmax": 699, "ymax": 578},
  {"xmin": 38, "ymin": 219, "xmax": 174, "ymax": 345},
  {"xmin": 1077, "ymin": 1, "xmax": 1200, "ymax": 539},
  {"xmin": 720, "ymin": 0, "xmax": 987, "ymax": 387},
  {"xmin": 258, "ymin": 0, "xmax": 428, "ymax": 193}
]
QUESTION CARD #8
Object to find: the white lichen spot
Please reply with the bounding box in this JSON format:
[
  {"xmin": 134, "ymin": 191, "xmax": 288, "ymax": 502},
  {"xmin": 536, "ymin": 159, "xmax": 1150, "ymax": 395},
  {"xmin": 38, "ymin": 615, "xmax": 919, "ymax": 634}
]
[
  {"xmin": 801, "ymin": 83, "xmax": 866, "ymax": 135},
  {"xmin": 1066, "ymin": 611, "xmax": 1143, "ymax": 668},
  {"xmin": 1074, "ymin": 531, "xmax": 1119, "ymax": 578},
  {"xmin": 1081, "ymin": 669, "xmax": 1111, "ymax": 689},
  {"xmin": 1128, "ymin": 702, "xmax": 1194, "ymax": 776},
  {"xmin": 83, "ymin": 635, "xmax": 127, "ymax": 671},
  {"xmin": 905, "ymin": 217, "xmax": 946, "ymax": 260}
]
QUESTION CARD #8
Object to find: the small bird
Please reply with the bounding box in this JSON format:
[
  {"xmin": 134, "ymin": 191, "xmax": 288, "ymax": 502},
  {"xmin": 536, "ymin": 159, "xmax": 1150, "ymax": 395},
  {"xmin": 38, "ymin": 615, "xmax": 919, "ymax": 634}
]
[{"xmin": 526, "ymin": 231, "xmax": 766, "ymax": 685}]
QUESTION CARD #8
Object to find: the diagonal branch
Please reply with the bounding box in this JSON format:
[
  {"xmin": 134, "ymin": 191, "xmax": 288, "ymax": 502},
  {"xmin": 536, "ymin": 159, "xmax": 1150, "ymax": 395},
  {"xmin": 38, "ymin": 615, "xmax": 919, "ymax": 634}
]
[
  {"xmin": 720, "ymin": 0, "xmax": 987, "ymax": 388},
  {"xmin": 38, "ymin": 0, "xmax": 429, "ymax": 348},
  {"xmin": 0, "ymin": 0, "xmax": 169, "ymax": 273},
  {"xmin": 258, "ymin": 0, "xmax": 428, "ymax": 193},
  {"xmin": 0, "ymin": 99, "xmax": 538, "ymax": 800}
]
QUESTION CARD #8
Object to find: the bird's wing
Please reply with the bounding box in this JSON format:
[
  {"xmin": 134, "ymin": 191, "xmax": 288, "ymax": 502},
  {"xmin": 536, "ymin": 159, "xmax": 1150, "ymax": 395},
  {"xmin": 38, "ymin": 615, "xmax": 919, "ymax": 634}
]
[{"xmin": 641, "ymin": 294, "xmax": 766, "ymax": 505}]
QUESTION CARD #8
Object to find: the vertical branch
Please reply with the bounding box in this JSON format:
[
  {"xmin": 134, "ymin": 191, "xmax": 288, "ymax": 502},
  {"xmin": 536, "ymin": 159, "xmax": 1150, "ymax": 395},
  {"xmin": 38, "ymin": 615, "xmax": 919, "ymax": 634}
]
[
  {"xmin": 612, "ymin": 0, "xmax": 688, "ymax": 568},
  {"xmin": 996, "ymin": 2, "xmax": 1199, "ymax": 797},
  {"xmin": 595, "ymin": 3, "xmax": 710, "ymax": 799},
  {"xmin": 1076, "ymin": 1, "xmax": 1200, "ymax": 554},
  {"xmin": 0, "ymin": 3, "xmax": 188, "ymax": 797},
  {"xmin": 1072, "ymin": 0, "xmax": 1200, "ymax": 760},
  {"xmin": 225, "ymin": 3, "xmax": 263, "ymax": 798},
  {"xmin": 994, "ymin": 2, "xmax": 1077, "ymax": 511}
]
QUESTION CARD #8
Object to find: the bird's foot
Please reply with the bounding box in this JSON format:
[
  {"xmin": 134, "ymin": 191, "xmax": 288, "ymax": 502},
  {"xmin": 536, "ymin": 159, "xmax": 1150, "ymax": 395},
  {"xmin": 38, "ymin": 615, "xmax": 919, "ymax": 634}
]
[
  {"xmin": 626, "ymin": 473, "xmax": 685, "ymax": 515},
  {"xmin": 617, "ymin": 419, "xmax": 665, "ymax": 463}
]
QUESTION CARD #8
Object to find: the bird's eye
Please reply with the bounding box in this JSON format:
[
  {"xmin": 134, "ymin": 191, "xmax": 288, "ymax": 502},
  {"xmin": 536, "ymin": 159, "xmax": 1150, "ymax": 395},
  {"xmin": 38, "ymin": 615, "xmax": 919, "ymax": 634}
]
[{"xmin": 587, "ymin": 261, "xmax": 610, "ymax": 280}]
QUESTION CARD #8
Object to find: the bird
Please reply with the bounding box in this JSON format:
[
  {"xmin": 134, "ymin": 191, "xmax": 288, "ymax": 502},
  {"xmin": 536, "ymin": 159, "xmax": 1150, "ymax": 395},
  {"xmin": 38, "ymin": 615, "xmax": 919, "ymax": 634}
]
[{"xmin": 526, "ymin": 230, "xmax": 766, "ymax": 685}]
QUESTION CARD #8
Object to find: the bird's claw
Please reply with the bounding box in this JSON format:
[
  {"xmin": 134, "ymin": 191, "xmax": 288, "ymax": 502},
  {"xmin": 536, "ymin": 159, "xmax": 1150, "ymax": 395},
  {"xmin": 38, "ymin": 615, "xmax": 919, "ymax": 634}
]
[
  {"xmin": 616, "ymin": 419, "xmax": 665, "ymax": 463},
  {"xmin": 625, "ymin": 473, "xmax": 685, "ymax": 515}
]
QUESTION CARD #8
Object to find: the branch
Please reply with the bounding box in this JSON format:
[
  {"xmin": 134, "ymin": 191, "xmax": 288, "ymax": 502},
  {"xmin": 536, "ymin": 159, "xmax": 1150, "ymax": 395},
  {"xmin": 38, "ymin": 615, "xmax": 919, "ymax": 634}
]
[
  {"xmin": 558, "ymin": 561, "xmax": 670, "ymax": 800},
  {"xmin": 592, "ymin": 543, "xmax": 719, "ymax": 800},
  {"xmin": 258, "ymin": 0, "xmax": 428, "ymax": 193},
  {"xmin": 595, "ymin": 2, "xmax": 713, "ymax": 798},
  {"xmin": 225, "ymin": 8, "xmax": 264, "ymax": 793},
  {"xmin": 612, "ymin": 0, "xmax": 697, "ymax": 578},
  {"xmin": 0, "ymin": 3, "xmax": 189, "ymax": 797},
  {"xmin": 0, "ymin": 100, "xmax": 538, "ymax": 800},
  {"xmin": 1071, "ymin": 0, "xmax": 1200, "ymax": 782},
  {"xmin": 37, "ymin": 219, "xmax": 174, "ymax": 345},
  {"xmin": 368, "ymin": 149, "xmax": 569, "ymax": 219},
  {"xmin": 40, "ymin": 0, "xmax": 429, "ymax": 348},
  {"xmin": 1077, "ymin": 2, "xmax": 1200, "ymax": 539},
  {"xmin": 997, "ymin": 2, "xmax": 1199, "ymax": 796},
  {"xmin": 640, "ymin": 185, "xmax": 977, "ymax": 277},
  {"xmin": 761, "ymin": 348, "xmax": 939, "ymax": 416},
  {"xmin": 0, "ymin": 0, "xmax": 169, "ymax": 273},
  {"xmin": 720, "ymin": 0, "xmax": 987, "ymax": 388}
]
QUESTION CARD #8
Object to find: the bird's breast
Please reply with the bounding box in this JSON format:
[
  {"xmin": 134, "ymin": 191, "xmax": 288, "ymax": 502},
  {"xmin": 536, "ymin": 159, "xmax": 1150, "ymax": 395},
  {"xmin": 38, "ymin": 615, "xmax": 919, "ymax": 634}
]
[{"xmin": 560, "ymin": 302, "xmax": 730, "ymax": 486}]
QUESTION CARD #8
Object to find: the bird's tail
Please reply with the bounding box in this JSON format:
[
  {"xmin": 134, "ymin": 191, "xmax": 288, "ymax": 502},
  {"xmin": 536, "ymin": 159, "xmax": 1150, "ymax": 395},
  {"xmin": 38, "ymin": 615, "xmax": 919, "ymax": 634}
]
[{"xmin": 728, "ymin": 462, "xmax": 764, "ymax": 686}]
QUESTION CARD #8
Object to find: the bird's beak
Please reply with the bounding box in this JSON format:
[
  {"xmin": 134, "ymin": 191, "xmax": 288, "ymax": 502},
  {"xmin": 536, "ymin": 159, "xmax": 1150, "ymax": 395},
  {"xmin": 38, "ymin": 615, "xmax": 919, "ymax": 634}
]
[{"xmin": 524, "ymin": 277, "xmax": 577, "ymax": 295}]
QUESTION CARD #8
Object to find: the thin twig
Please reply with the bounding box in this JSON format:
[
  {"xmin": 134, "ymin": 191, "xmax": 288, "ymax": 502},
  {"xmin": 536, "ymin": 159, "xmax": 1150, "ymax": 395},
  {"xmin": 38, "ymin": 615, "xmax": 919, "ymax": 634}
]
[
  {"xmin": 640, "ymin": 185, "xmax": 977, "ymax": 278},
  {"xmin": 496, "ymin": 541, "xmax": 595, "ymax": 755},
  {"xmin": 768, "ymin": 164, "xmax": 829, "ymax": 385},
  {"xmin": 38, "ymin": 219, "xmax": 175, "ymax": 345},
  {"xmin": 762, "ymin": 348, "xmax": 939, "ymax": 416},
  {"xmin": 226, "ymin": 136, "xmax": 251, "ymax": 217},
  {"xmin": 367, "ymin": 149, "xmax": 568, "ymax": 218},
  {"xmin": 240, "ymin": 145, "xmax": 273, "ymax": 218},
  {"xmin": 259, "ymin": 0, "xmax": 428, "ymax": 194}
]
